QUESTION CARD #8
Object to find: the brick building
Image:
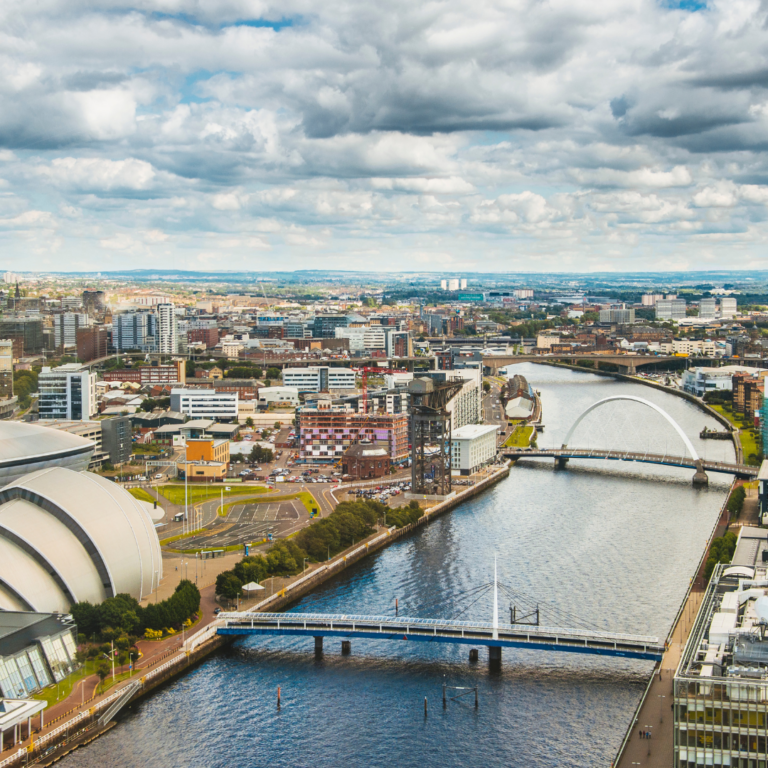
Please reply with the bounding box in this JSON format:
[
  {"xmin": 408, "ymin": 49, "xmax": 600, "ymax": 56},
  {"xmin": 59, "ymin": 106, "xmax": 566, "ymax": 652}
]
[
  {"xmin": 102, "ymin": 360, "xmax": 186, "ymax": 385},
  {"xmin": 341, "ymin": 441, "xmax": 390, "ymax": 479},
  {"xmin": 187, "ymin": 327, "xmax": 219, "ymax": 348},
  {"xmin": 76, "ymin": 326, "xmax": 108, "ymax": 362}
]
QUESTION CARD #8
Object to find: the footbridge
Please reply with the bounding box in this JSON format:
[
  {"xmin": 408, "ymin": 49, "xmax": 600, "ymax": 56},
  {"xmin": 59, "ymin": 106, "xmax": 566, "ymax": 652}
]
[
  {"xmin": 504, "ymin": 447, "xmax": 757, "ymax": 480},
  {"xmin": 507, "ymin": 394, "xmax": 751, "ymax": 485},
  {"xmin": 482, "ymin": 353, "xmax": 678, "ymax": 375},
  {"xmin": 216, "ymin": 612, "xmax": 665, "ymax": 661},
  {"xmin": 216, "ymin": 566, "xmax": 665, "ymax": 663}
]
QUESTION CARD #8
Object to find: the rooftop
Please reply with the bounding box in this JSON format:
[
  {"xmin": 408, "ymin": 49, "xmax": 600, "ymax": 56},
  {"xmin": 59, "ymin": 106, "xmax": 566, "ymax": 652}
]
[{"xmin": 452, "ymin": 424, "xmax": 499, "ymax": 440}]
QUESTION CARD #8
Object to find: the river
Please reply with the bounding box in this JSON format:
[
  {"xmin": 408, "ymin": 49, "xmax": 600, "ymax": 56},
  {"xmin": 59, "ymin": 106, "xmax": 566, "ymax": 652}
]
[{"xmin": 62, "ymin": 366, "xmax": 735, "ymax": 768}]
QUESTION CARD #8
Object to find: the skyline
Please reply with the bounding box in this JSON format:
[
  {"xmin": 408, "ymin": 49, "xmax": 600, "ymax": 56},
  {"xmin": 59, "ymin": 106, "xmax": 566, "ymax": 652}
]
[{"xmin": 3, "ymin": 1, "xmax": 768, "ymax": 272}]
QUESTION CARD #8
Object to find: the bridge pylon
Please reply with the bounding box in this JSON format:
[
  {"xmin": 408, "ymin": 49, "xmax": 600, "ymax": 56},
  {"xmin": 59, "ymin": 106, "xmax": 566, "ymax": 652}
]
[{"xmin": 692, "ymin": 460, "xmax": 709, "ymax": 487}]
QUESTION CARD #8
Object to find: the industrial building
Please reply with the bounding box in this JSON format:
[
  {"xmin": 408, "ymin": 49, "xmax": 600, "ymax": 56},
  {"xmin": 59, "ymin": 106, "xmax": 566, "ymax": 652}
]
[
  {"xmin": 674, "ymin": 527, "xmax": 768, "ymax": 765},
  {"xmin": 0, "ymin": 466, "xmax": 162, "ymax": 613}
]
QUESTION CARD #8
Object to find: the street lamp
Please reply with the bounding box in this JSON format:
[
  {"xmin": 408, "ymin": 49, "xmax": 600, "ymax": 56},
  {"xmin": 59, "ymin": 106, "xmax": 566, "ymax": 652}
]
[{"xmin": 658, "ymin": 694, "xmax": 665, "ymax": 723}]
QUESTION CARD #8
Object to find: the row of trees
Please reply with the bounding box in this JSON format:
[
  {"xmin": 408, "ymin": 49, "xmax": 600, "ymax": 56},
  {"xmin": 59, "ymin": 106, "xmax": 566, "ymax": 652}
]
[
  {"xmin": 727, "ymin": 485, "xmax": 747, "ymax": 520},
  {"xmin": 215, "ymin": 500, "xmax": 423, "ymax": 599},
  {"xmin": 70, "ymin": 580, "xmax": 201, "ymax": 639},
  {"xmin": 704, "ymin": 531, "xmax": 738, "ymax": 580}
]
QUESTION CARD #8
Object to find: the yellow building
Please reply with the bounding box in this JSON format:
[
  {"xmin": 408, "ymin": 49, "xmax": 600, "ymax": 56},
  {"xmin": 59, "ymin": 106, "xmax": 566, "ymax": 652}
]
[
  {"xmin": 185, "ymin": 438, "xmax": 229, "ymax": 464},
  {"xmin": 176, "ymin": 461, "xmax": 227, "ymax": 482}
]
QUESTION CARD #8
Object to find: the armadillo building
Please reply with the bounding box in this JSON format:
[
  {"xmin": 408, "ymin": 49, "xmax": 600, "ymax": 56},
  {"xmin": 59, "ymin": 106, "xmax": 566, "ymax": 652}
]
[{"xmin": 0, "ymin": 467, "xmax": 162, "ymax": 613}]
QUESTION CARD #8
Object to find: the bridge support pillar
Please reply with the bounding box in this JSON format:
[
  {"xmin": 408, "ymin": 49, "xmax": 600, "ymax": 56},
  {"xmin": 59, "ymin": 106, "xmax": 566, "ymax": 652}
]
[
  {"xmin": 692, "ymin": 460, "xmax": 709, "ymax": 487},
  {"xmin": 469, "ymin": 648, "xmax": 479, "ymax": 662},
  {"xmin": 488, "ymin": 646, "xmax": 502, "ymax": 665},
  {"xmin": 555, "ymin": 457, "xmax": 569, "ymax": 470},
  {"xmin": 341, "ymin": 640, "xmax": 351, "ymax": 655},
  {"xmin": 314, "ymin": 636, "xmax": 323, "ymax": 654}
]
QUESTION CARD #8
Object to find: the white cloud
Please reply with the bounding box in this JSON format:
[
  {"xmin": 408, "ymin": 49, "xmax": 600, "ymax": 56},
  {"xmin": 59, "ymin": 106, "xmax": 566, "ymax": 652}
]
[{"xmin": 38, "ymin": 157, "xmax": 156, "ymax": 191}]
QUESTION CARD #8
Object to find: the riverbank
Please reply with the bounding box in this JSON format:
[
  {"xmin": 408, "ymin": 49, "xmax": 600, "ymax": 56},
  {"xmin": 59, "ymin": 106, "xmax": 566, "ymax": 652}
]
[{"xmin": 0, "ymin": 463, "xmax": 512, "ymax": 768}]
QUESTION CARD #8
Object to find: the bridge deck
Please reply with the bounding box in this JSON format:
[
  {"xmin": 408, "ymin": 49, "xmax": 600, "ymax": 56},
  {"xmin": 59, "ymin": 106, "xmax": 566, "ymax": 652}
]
[
  {"xmin": 504, "ymin": 448, "xmax": 757, "ymax": 477},
  {"xmin": 217, "ymin": 612, "xmax": 664, "ymax": 661}
]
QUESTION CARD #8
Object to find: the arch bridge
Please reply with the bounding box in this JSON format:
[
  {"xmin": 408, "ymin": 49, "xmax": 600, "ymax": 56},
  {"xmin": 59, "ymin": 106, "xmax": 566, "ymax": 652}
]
[{"xmin": 503, "ymin": 395, "xmax": 756, "ymax": 485}]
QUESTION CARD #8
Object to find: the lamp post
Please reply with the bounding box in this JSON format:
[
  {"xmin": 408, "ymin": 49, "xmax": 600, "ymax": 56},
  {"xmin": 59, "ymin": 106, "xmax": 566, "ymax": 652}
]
[
  {"xmin": 658, "ymin": 694, "xmax": 665, "ymax": 723},
  {"xmin": 184, "ymin": 442, "xmax": 188, "ymax": 536}
]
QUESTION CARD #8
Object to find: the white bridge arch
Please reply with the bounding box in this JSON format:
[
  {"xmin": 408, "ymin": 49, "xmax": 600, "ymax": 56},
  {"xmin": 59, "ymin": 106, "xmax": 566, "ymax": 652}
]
[{"xmin": 561, "ymin": 395, "xmax": 699, "ymax": 461}]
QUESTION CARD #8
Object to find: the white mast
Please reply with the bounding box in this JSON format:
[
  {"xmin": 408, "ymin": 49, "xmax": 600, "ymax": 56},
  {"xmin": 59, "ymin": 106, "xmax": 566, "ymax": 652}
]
[{"xmin": 493, "ymin": 555, "xmax": 499, "ymax": 640}]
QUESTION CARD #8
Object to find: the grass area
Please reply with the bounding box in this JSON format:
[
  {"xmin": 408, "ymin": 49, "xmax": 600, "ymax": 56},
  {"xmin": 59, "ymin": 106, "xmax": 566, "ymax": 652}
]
[
  {"xmin": 159, "ymin": 527, "xmax": 206, "ymax": 546},
  {"xmin": 220, "ymin": 491, "xmax": 319, "ymax": 517},
  {"xmin": 710, "ymin": 404, "xmax": 763, "ymax": 465},
  {"xmin": 503, "ymin": 425, "xmax": 534, "ymax": 448},
  {"xmin": 128, "ymin": 488, "xmax": 156, "ymax": 503},
  {"xmin": 33, "ymin": 660, "xmax": 97, "ymax": 707},
  {"xmin": 156, "ymin": 484, "xmax": 268, "ymax": 506}
]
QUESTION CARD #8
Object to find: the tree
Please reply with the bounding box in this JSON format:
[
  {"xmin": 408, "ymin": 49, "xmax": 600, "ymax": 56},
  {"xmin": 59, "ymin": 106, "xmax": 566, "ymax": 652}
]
[
  {"xmin": 274, "ymin": 421, "xmax": 281, "ymax": 430},
  {"xmin": 245, "ymin": 417, "xmax": 254, "ymax": 428},
  {"xmin": 264, "ymin": 379, "xmax": 272, "ymax": 387},
  {"xmin": 266, "ymin": 366, "xmax": 281, "ymax": 379},
  {"xmin": 96, "ymin": 661, "xmax": 111, "ymax": 688},
  {"xmin": 215, "ymin": 571, "xmax": 243, "ymax": 600},
  {"xmin": 249, "ymin": 444, "xmax": 274, "ymax": 464},
  {"xmin": 483, "ymin": 381, "xmax": 491, "ymax": 393}
]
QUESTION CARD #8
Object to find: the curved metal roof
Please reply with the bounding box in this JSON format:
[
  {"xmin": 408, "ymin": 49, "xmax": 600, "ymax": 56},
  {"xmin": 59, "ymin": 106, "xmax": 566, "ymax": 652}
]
[
  {"xmin": 0, "ymin": 421, "xmax": 94, "ymax": 464},
  {"xmin": 0, "ymin": 468, "xmax": 163, "ymax": 613}
]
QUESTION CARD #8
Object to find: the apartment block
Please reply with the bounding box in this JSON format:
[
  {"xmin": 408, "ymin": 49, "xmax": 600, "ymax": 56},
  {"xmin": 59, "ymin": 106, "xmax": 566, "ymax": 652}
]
[
  {"xmin": 37, "ymin": 365, "xmax": 97, "ymax": 420},
  {"xmin": 282, "ymin": 366, "xmax": 356, "ymax": 392}
]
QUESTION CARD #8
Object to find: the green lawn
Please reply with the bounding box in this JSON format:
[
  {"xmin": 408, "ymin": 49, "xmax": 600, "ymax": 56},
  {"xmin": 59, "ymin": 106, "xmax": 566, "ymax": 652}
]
[
  {"xmin": 710, "ymin": 405, "xmax": 762, "ymax": 465},
  {"xmin": 33, "ymin": 660, "xmax": 97, "ymax": 707},
  {"xmin": 128, "ymin": 488, "xmax": 156, "ymax": 503},
  {"xmin": 157, "ymin": 484, "xmax": 268, "ymax": 506},
  {"xmin": 503, "ymin": 426, "xmax": 534, "ymax": 448}
]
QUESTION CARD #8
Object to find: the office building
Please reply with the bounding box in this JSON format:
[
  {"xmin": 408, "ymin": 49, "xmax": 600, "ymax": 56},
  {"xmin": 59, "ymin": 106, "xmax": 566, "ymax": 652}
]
[
  {"xmin": 0, "ymin": 317, "xmax": 43, "ymax": 356},
  {"xmin": 699, "ymin": 298, "xmax": 717, "ymax": 319},
  {"xmin": 0, "ymin": 611, "xmax": 78, "ymax": 698},
  {"xmin": 385, "ymin": 330, "xmax": 413, "ymax": 358},
  {"xmin": 187, "ymin": 327, "xmax": 219, "ymax": 348},
  {"xmin": 298, "ymin": 408, "xmax": 409, "ymax": 463},
  {"xmin": 53, "ymin": 313, "xmax": 89, "ymax": 351},
  {"xmin": 674, "ymin": 528, "xmax": 768, "ymax": 766},
  {"xmin": 258, "ymin": 386, "xmax": 300, "ymax": 406},
  {"xmin": 101, "ymin": 415, "xmax": 133, "ymax": 465},
  {"xmin": 170, "ymin": 387, "xmax": 239, "ymax": 421},
  {"xmin": 721, "ymin": 297, "xmax": 738, "ymax": 319},
  {"xmin": 0, "ymin": 341, "xmax": 12, "ymax": 400},
  {"xmin": 682, "ymin": 365, "xmax": 761, "ymax": 397},
  {"xmin": 76, "ymin": 326, "xmax": 108, "ymax": 362},
  {"xmin": 312, "ymin": 314, "xmax": 349, "ymax": 339},
  {"xmin": 103, "ymin": 360, "xmax": 185, "ymax": 386},
  {"xmin": 37, "ymin": 364, "xmax": 96, "ymax": 420},
  {"xmin": 282, "ymin": 366, "xmax": 356, "ymax": 392},
  {"xmin": 451, "ymin": 424, "xmax": 499, "ymax": 475},
  {"xmin": 656, "ymin": 299, "xmax": 687, "ymax": 321},
  {"xmin": 114, "ymin": 311, "xmax": 157, "ymax": 352},
  {"xmin": 81, "ymin": 290, "xmax": 105, "ymax": 315},
  {"xmin": 334, "ymin": 327, "xmax": 387, "ymax": 353},
  {"xmin": 156, "ymin": 303, "xmax": 177, "ymax": 354},
  {"xmin": 598, "ymin": 307, "xmax": 635, "ymax": 324}
]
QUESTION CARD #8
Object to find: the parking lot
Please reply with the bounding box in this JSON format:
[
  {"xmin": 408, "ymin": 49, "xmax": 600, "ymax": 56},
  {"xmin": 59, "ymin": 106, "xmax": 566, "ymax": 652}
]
[{"xmin": 176, "ymin": 498, "xmax": 309, "ymax": 551}]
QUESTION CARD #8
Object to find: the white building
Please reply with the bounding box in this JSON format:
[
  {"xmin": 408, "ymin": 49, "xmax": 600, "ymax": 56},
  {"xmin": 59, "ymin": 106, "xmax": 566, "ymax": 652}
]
[
  {"xmin": 384, "ymin": 372, "xmax": 414, "ymax": 389},
  {"xmin": 37, "ymin": 365, "xmax": 96, "ymax": 420},
  {"xmin": 170, "ymin": 388, "xmax": 239, "ymax": 421},
  {"xmin": 514, "ymin": 289, "xmax": 534, "ymax": 299},
  {"xmin": 448, "ymin": 278, "xmax": 460, "ymax": 291},
  {"xmin": 659, "ymin": 339, "xmax": 718, "ymax": 356},
  {"xmin": 451, "ymin": 424, "xmax": 499, "ymax": 475},
  {"xmin": 257, "ymin": 386, "xmax": 300, "ymax": 406},
  {"xmin": 721, "ymin": 297, "xmax": 738, "ymax": 319},
  {"xmin": 114, "ymin": 311, "xmax": 157, "ymax": 352},
  {"xmin": 699, "ymin": 297, "xmax": 717, "ymax": 319},
  {"xmin": 3, "ymin": 272, "xmax": 17, "ymax": 285},
  {"xmin": 156, "ymin": 303, "xmax": 177, "ymax": 354},
  {"xmin": 440, "ymin": 280, "xmax": 448, "ymax": 290},
  {"xmin": 446, "ymin": 368, "xmax": 483, "ymax": 431},
  {"xmin": 460, "ymin": 278, "xmax": 467, "ymax": 289},
  {"xmin": 682, "ymin": 365, "xmax": 760, "ymax": 397},
  {"xmin": 655, "ymin": 299, "xmax": 687, "ymax": 320},
  {"xmin": 335, "ymin": 327, "xmax": 387, "ymax": 353},
  {"xmin": 641, "ymin": 293, "xmax": 664, "ymax": 306},
  {"xmin": 53, "ymin": 313, "xmax": 89, "ymax": 350},
  {"xmin": 282, "ymin": 366, "xmax": 356, "ymax": 392}
]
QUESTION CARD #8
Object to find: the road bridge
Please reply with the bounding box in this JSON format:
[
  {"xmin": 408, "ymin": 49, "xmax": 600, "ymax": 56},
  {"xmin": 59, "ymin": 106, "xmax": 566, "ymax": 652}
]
[{"xmin": 482, "ymin": 353, "xmax": 679, "ymax": 374}]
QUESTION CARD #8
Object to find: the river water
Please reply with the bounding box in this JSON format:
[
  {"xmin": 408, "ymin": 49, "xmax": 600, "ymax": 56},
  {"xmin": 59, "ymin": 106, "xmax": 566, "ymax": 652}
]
[{"xmin": 63, "ymin": 366, "xmax": 735, "ymax": 768}]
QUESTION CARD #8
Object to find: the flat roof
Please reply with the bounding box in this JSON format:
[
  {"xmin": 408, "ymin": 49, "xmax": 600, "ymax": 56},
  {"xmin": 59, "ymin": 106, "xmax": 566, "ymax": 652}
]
[
  {"xmin": 452, "ymin": 424, "xmax": 499, "ymax": 439},
  {"xmin": 758, "ymin": 459, "xmax": 768, "ymax": 482}
]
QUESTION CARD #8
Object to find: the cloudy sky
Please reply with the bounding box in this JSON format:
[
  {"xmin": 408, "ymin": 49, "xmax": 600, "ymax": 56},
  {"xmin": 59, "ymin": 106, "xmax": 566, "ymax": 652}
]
[{"xmin": 1, "ymin": 0, "xmax": 768, "ymax": 274}]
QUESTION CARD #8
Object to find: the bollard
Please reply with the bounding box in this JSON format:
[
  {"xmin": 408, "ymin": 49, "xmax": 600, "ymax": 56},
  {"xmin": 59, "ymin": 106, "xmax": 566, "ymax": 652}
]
[
  {"xmin": 469, "ymin": 649, "xmax": 479, "ymax": 662},
  {"xmin": 475, "ymin": 687, "xmax": 478, "ymax": 708},
  {"xmin": 424, "ymin": 697, "xmax": 428, "ymax": 717},
  {"xmin": 277, "ymin": 686, "xmax": 281, "ymax": 709},
  {"xmin": 395, "ymin": 598, "xmax": 398, "ymax": 616},
  {"xmin": 442, "ymin": 683, "xmax": 446, "ymax": 708},
  {"xmin": 341, "ymin": 640, "xmax": 351, "ymax": 655}
]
